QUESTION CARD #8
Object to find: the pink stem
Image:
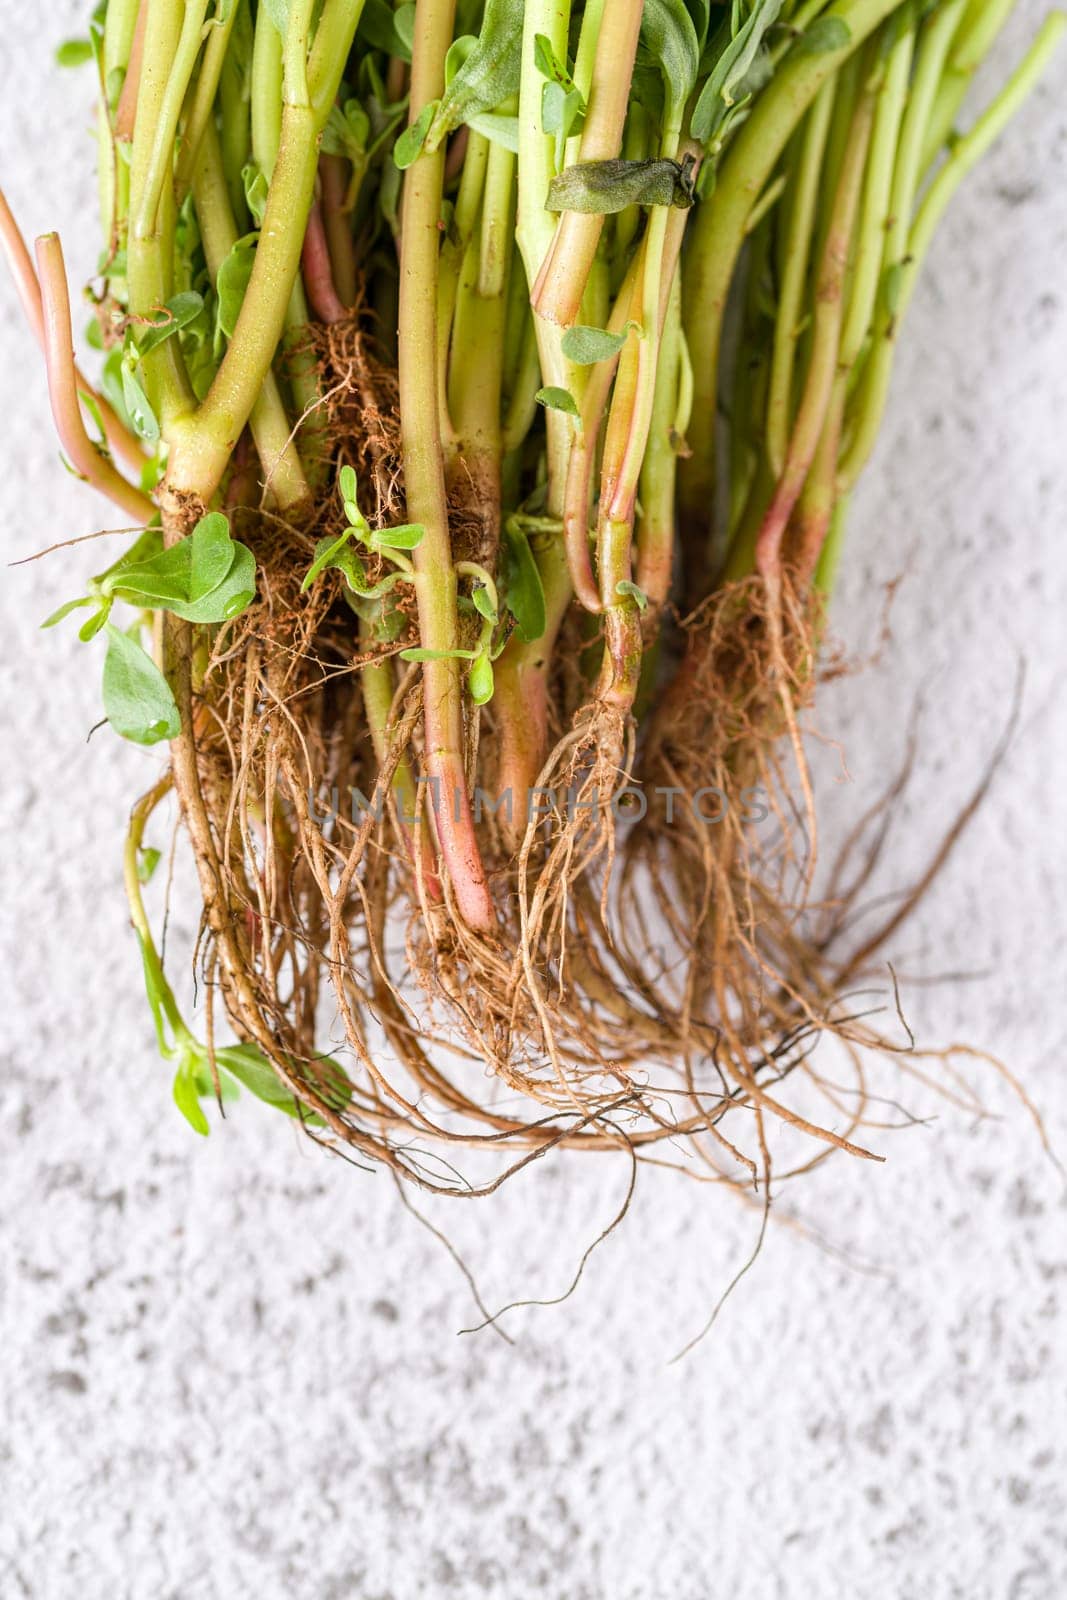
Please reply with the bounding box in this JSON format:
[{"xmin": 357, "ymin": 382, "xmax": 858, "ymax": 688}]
[
  {"xmin": 0, "ymin": 190, "xmax": 147, "ymax": 482},
  {"xmin": 443, "ymin": 126, "xmax": 469, "ymax": 185},
  {"xmin": 34, "ymin": 233, "xmax": 155, "ymax": 523},
  {"xmin": 225, "ymin": 429, "xmax": 259, "ymax": 508},
  {"xmin": 319, "ymin": 154, "xmax": 357, "ymax": 306},
  {"xmin": 301, "ymin": 198, "xmax": 348, "ymax": 324},
  {"xmin": 114, "ymin": 0, "xmax": 148, "ymax": 144}
]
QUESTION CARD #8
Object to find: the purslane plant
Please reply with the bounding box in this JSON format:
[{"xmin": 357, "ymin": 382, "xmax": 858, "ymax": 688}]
[{"xmin": 1, "ymin": 0, "xmax": 1061, "ymax": 1191}]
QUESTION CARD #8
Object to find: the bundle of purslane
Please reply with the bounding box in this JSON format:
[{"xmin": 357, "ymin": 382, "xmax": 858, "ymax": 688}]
[{"xmin": 2, "ymin": 0, "xmax": 1059, "ymax": 1194}]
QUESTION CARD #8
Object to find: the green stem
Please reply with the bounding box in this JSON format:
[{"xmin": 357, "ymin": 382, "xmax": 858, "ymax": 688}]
[
  {"xmin": 478, "ymin": 125, "xmax": 516, "ymax": 301},
  {"xmin": 191, "ymin": 119, "xmax": 309, "ymax": 508},
  {"xmin": 813, "ymin": 492, "xmax": 851, "ymax": 594},
  {"xmin": 127, "ymin": 0, "xmax": 197, "ymax": 430},
  {"xmin": 679, "ymin": 0, "xmax": 904, "ymax": 541},
  {"xmin": 636, "ymin": 272, "xmax": 683, "ymax": 611},
  {"xmin": 838, "ymin": 9, "xmax": 915, "ymax": 371},
  {"xmin": 516, "ymin": 0, "xmax": 578, "ymax": 524},
  {"xmin": 448, "ymin": 222, "xmax": 508, "ymax": 568},
  {"xmin": 755, "ymin": 74, "xmax": 877, "ymax": 581},
  {"xmin": 501, "ymin": 314, "xmax": 541, "ymax": 454},
  {"xmin": 174, "ymin": 0, "xmax": 242, "ymax": 199},
  {"xmin": 251, "ymin": 1, "xmax": 284, "ymax": 173},
  {"xmin": 219, "ymin": 2, "xmax": 253, "ymax": 223},
  {"xmin": 104, "ymin": 0, "xmax": 141, "ymax": 80},
  {"xmin": 134, "ymin": 0, "xmax": 210, "ymax": 242},
  {"xmin": 166, "ymin": 1, "xmax": 364, "ymax": 499},
  {"xmin": 919, "ymin": 0, "xmax": 1017, "ymax": 169},
  {"xmin": 436, "ymin": 128, "xmax": 489, "ymax": 453},
  {"xmin": 124, "ymin": 778, "xmax": 196, "ymax": 1056},
  {"xmin": 839, "ymin": 9, "xmax": 1067, "ymax": 489},
  {"xmin": 766, "ymin": 81, "xmax": 835, "ymax": 478}
]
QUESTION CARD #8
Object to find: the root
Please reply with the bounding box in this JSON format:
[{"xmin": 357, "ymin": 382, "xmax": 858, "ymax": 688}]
[{"xmin": 130, "ymin": 324, "xmax": 1030, "ymax": 1211}]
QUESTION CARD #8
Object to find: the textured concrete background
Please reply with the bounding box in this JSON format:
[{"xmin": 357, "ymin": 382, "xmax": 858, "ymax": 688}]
[{"xmin": 1, "ymin": 5, "xmax": 1065, "ymax": 1598}]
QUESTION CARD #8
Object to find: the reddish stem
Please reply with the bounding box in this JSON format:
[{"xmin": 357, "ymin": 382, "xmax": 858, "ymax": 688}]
[
  {"xmin": 34, "ymin": 232, "xmax": 155, "ymax": 523},
  {"xmin": 301, "ymin": 198, "xmax": 348, "ymax": 323},
  {"xmin": 319, "ymin": 154, "xmax": 357, "ymax": 306},
  {"xmin": 0, "ymin": 189, "xmax": 146, "ymax": 481},
  {"xmin": 114, "ymin": 0, "xmax": 148, "ymax": 143},
  {"xmin": 225, "ymin": 429, "xmax": 259, "ymax": 508},
  {"xmin": 443, "ymin": 126, "xmax": 469, "ymax": 185}
]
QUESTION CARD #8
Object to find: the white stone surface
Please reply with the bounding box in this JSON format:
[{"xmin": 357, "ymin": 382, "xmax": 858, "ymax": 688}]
[{"xmin": 1, "ymin": 5, "xmax": 1065, "ymax": 1598}]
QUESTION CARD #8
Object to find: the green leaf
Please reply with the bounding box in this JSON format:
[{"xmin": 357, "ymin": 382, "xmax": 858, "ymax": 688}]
[
  {"xmin": 797, "ymin": 17, "xmax": 852, "ymax": 56},
  {"xmin": 546, "ymin": 157, "xmax": 696, "ymax": 214},
  {"xmin": 94, "ymin": 524, "xmax": 165, "ymax": 588},
  {"xmin": 216, "ymin": 235, "xmax": 256, "ymax": 341},
  {"xmin": 241, "ymin": 162, "xmax": 269, "ymax": 225},
  {"xmin": 41, "ymin": 597, "xmax": 94, "ymax": 629},
  {"xmin": 120, "ymin": 363, "xmax": 160, "ymax": 444},
  {"xmin": 468, "ymin": 652, "xmax": 494, "ymax": 705},
  {"xmin": 533, "ymin": 33, "xmax": 576, "ymax": 90},
  {"xmin": 471, "ymin": 585, "xmax": 497, "ymax": 623},
  {"xmin": 137, "ymin": 846, "xmax": 162, "ymax": 884},
  {"xmin": 215, "ymin": 1043, "xmax": 320, "ymax": 1120},
  {"xmin": 56, "ymin": 38, "xmax": 94, "ymax": 68},
  {"xmin": 173, "ymin": 1065, "xmax": 210, "ymax": 1136},
  {"xmin": 344, "ymin": 549, "xmax": 400, "ymax": 596},
  {"xmin": 136, "ymin": 290, "xmax": 204, "ymax": 356},
  {"xmin": 615, "ymin": 579, "xmax": 648, "ymax": 611},
  {"xmin": 261, "ymin": 0, "xmax": 289, "ymax": 35},
  {"xmin": 101, "ymin": 624, "xmax": 180, "ymax": 745},
  {"xmin": 189, "ymin": 512, "xmax": 235, "ymax": 599},
  {"xmin": 535, "ymin": 385, "xmax": 580, "ymax": 417},
  {"xmin": 561, "ymin": 324, "xmax": 633, "ymax": 365},
  {"xmin": 691, "ymin": 0, "xmax": 783, "ymax": 147},
  {"xmin": 100, "ymin": 347, "xmax": 133, "ymax": 433},
  {"xmin": 425, "ymin": 0, "xmax": 524, "ymax": 150},
  {"xmin": 105, "ymin": 64, "xmax": 125, "ymax": 112},
  {"xmin": 444, "ymin": 32, "xmax": 476, "ymax": 84},
  {"xmin": 639, "ymin": 0, "xmax": 700, "ymax": 116},
  {"xmin": 357, "ymin": 0, "xmax": 412, "ymax": 59},
  {"xmin": 78, "ymin": 602, "xmax": 112, "ymax": 642},
  {"xmin": 107, "ymin": 518, "xmax": 257, "ymax": 624},
  {"xmin": 379, "ymin": 155, "xmax": 401, "ymax": 233},
  {"xmin": 302, "ymin": 530, "xmax": 354, "ymax": 592},
  {"xmin": 369, "ymin": 522, "xmax": 425, "ymax": 551},
  {"xmin": 467, "ymin": 112, "xmax": 520, "ymax": 152},
  {"xmin": 322, "ymin": 98, "xmax": 372, "ymax": 163},
  {"xmin": 79, "ymin": 387, "xmax": 108, "ymax": 448},
  {"xmin": 502, "ymin": 521, "xmax": 546, "ymax": 644},
  {"xmin": 542, "ymin": 81, "xmax": 585, "ymax": 159},
  {"xmin": 393, "ymin": 2, "xmax": 416, "ymax": 52},
  {"xmin": 394, "ymin": 100, "xmax": 438, "ymax": 170},
  {"xmin": 338, "ymin": 464, "xmax": 358, "ymax": 503}
]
